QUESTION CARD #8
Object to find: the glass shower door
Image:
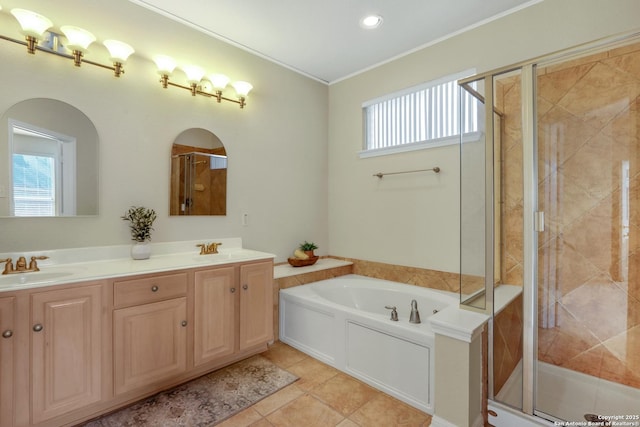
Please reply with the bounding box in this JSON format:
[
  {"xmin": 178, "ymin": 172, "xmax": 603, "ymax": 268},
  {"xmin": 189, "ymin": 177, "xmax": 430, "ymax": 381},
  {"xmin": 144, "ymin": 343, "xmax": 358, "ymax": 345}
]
[{"xmin": 535, "ymin": 41, "xmax": 640, "ymax": 422}]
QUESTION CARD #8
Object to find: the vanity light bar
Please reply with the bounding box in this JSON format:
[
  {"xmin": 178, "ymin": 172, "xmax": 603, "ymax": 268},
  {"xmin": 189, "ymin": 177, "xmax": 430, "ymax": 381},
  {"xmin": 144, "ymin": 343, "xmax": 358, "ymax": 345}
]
[
  {"xmin": 3, "ymin": 8, "xmax": 254, "ymax": 109},
  {"xmin": 154, "ymin": 55, "xmax": 252, "ymax": 109},
  {"xmin": 5, "ymin": 8, "xmax": 134, "ymax": 77}
]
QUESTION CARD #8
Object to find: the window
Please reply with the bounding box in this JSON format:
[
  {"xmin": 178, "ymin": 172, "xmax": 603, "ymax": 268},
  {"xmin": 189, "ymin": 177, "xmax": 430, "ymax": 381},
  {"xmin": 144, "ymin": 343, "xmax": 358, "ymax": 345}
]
[
  {"xmin": 9, "ymin": 121, "xmax": 77, "ymax": 217},
  {"xmin": 361, "ymin": 70, "xmax": 478, "ymax": 157},
  {"xmin": 12, "ymin": 153, "xmax": 57, "ymax": 216}
]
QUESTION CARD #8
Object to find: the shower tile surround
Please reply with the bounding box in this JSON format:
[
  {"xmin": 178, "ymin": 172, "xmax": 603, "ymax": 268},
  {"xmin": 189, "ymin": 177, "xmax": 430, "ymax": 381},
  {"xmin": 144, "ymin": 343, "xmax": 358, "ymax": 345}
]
[{"xmin": 497, "ymin": 41, "xmax": 640, "ymax": 392}]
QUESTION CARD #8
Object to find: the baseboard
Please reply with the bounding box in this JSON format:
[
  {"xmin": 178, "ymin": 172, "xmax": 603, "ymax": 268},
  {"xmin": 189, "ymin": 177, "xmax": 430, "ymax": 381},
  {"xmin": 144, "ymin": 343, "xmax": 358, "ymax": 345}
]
[
  {"xmin": 430, "ymin": 412, "xmax": 484, "ymax": 427},
  {"xmin": 431, "ymin": 415, "xmax": 463, "ymax": 427}
]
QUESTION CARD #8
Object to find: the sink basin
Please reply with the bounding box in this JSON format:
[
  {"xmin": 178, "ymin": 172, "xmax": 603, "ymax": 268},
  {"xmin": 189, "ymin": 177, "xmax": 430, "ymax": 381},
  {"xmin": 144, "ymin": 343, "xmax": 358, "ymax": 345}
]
[
  {"xmin": 0, "ymin": 270, "xmax": 75, "ymax": 286},
  {"xmin": 192, "ymin": 251, "xmax": 254, "ymax": 263}
]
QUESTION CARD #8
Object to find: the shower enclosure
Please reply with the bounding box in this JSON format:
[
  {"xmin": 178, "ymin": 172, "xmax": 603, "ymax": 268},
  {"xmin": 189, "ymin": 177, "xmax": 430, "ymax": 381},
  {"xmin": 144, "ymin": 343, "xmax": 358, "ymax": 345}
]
[{"xmin": 460, "ymin": 34, "xmax": 640, "ymax": 423}]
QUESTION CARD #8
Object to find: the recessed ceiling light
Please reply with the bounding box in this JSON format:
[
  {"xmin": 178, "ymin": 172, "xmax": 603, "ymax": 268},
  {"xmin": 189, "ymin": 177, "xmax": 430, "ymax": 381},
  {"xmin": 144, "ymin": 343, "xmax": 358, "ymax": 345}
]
[{"xmin": 361, "ymin": 14, "xmax": 383, "ymax": 29}]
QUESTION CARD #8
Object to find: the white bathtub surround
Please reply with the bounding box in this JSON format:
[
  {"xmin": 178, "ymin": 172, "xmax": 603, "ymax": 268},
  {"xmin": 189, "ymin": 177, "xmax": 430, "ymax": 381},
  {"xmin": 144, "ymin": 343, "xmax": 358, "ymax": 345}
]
[
  {"xmin": 279, "ymin": 274, "xmax": 459, "ymax": 414},
  {"xmin": 0, "ymin": 238, "xmax": 274, "ymax": 291},
  {"xmin": 430, "ymin": 305, "xmax": 489, "ymax": 427}
]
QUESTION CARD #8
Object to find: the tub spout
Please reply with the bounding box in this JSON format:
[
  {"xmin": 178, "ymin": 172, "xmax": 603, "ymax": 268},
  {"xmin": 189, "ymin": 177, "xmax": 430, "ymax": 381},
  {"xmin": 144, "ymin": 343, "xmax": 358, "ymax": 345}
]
[{"xmin": 409, "ymin": 300, "xmax": 421, "ymax": 324}]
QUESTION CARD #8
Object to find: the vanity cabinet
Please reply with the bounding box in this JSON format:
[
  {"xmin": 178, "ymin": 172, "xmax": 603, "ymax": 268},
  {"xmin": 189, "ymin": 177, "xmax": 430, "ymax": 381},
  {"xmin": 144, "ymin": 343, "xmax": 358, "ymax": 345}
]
[
  {"xmin": 194, "ymin": 266, "xmax": 237, "ymax": 366},
  {"xmin": 239, "ymin": 261, "xmax": 274, "ymax": 350},
  {"xmin": 30, "ymin": 283, "xmax": 107, "ymax": 425},
  {"xmin": 113, "ymin": 272, "xmax": 188, "ymax": 395},
  {"xmin": 0, "ymin": 255, "xmax": 273, "ymax": 427},
  {"xmin": 0, "ymin": 297, "xmax": 15, "ymax": 427},
  {"xmin": 193, "ymin": 261, "xmax": 273, "ymax": 366}
]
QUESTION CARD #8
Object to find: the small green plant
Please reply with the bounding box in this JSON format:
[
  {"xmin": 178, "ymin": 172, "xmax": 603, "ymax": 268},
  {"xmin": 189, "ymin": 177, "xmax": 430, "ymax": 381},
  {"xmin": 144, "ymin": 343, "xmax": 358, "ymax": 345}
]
[
  {"xmin": 299, "ymin": 241, "xmax": 318, "ymax": 251},
  {"xmin": 121, "ymin": 206, "xmax": 157, "ymax": 242}
]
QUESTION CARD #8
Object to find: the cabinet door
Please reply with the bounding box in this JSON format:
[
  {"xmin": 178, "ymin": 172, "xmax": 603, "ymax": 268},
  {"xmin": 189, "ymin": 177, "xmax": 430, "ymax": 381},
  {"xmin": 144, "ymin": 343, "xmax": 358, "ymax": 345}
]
[
  {"xmin": 239, "ymin": 261, "xmax": 273, "ymax": 350},
  {"xmin": 0, "ymin": 297, "xmax": 15, "ymax": 427},
  {"xmin": 193, "ymin": 267, "xmax": 236, "ymax": 367},
  {"xmin": 114, "ymin": 297, "xmax": 187, "ymax": 395},
  {"xmin": 31, "ymin": 284, "xmax": 104, "ymax": 424}
]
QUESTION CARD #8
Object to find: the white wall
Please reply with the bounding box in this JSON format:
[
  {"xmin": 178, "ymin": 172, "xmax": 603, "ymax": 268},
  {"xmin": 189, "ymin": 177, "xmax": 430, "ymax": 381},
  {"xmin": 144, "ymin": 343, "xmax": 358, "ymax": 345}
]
[
  {"xmin": 328, "ymin": 0, "xmax": 640, "ymax": 273},
  {"xmin": 0, "ymin": 2, "xmax": 328, "ymax": 263}
]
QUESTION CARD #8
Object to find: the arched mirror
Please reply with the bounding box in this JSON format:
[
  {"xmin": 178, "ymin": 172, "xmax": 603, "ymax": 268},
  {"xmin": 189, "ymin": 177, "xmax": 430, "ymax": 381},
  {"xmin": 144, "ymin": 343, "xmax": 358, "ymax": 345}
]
[
  {"xmin": 170, "ymin": 128, "xmax": 227, "ymax": 216},
  {"xmin": 0, "ymin": 98, "xmax": 99, "ymax": 217}
]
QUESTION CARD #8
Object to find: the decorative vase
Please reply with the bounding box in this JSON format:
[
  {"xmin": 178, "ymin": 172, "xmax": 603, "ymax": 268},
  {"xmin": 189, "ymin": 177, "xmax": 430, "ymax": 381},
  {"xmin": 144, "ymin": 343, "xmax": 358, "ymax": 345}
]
[
  {"xmin": 131, "ymin": 242, "xmax": 151, "ymax": 260},
  {"xmin": 304, "ymin": 250, "xmax": 315, "ymax": 258}
]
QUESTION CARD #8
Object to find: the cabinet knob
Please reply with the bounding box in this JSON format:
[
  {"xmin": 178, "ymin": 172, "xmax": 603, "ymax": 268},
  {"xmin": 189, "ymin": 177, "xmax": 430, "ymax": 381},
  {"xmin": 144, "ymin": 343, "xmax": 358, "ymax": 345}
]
[
  {"xmin": 151, "ymin": 285, "xmax": 159, "ymax": 292},
  {"xmin": 230, "ymin": 287, "xmax": 236, "ymax": 293},
  {"xmin": 242, "ymin": 284, "xmax": 248, "ymax": 290},
  {"xmin": 33, "ymin": 324, "xmax": 43, "ymax": 332},
  {"xmin": 181, "ymin": 320, "xmax": 187, "ymax": 327},
  {"xmin": 2, "ymin": 330, "xmax": 13, "ymax": 338}
]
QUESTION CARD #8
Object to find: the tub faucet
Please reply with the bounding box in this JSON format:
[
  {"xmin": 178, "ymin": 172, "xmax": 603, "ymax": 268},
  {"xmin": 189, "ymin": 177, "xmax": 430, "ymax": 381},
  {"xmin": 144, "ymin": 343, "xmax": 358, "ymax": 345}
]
[
  {"xmin": 409, "ymin": 300, "xmax": 421, "ymax": 324},
  {"xmin": 385, "ymin": 305, "xmax": 398, "ymax": 321}
]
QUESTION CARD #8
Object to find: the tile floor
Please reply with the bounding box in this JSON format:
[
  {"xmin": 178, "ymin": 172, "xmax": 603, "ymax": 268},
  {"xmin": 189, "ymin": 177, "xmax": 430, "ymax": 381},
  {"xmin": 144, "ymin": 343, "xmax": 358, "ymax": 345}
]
[{"xmin": 217, "ymin": 342, "xmax": 433, "ymax": 427}]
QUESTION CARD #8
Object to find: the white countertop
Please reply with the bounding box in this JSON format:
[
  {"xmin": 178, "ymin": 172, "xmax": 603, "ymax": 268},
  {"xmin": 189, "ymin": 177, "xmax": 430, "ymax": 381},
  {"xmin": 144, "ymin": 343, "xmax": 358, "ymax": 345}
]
[{"xmin": 0, "ymin": 238, "xmax": 275, "ymax": 292}]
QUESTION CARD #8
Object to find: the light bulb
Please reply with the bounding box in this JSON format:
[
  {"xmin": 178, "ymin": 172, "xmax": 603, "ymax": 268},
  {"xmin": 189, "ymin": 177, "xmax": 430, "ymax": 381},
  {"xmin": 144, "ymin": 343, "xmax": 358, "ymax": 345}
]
[
  {"xmin": 360, "ymin": 15, "xmax": 383, "ymax": 29},
  {"xmin": 231, "ymin": 81, "xmax": 253, "ymax": 98},
  {"xmin": 60, "ymin": 26, "xmax": 95, "ymax": 52},
  {"xmin": 11, "ymin": 8, "xmax": 52, "ymax": 38},
  {"xmin": 209, "ymin": 74, "xmax": 230, "ymax": 90},
  {"xmin": 104, "ymin": 40, "xmax": 134, "ymax": 62},
  {"xmin": 182, "ymin": 65, "xmax": 205, "ymax": 85},
  {"xmin": 154, "ymin": 55, "xmax": 177, "ymax": 75}
]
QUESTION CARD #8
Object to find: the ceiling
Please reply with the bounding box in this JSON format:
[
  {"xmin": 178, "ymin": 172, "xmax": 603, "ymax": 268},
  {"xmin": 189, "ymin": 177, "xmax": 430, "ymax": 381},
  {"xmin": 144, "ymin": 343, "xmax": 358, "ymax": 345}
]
[
  {"xmin": 0, "ymin": 0, "xmax": 540, "ymax": 84},
  {"xmin": 127, "ymin": 0, "xmax": 541, "ymax": 84}
]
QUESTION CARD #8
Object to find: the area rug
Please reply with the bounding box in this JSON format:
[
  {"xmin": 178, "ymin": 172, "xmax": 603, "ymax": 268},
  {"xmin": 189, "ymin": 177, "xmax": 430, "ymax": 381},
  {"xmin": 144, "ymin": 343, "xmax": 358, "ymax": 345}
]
[{"xmin": 84, "ymin": 355, "xmax": 298, "ymax": 426}]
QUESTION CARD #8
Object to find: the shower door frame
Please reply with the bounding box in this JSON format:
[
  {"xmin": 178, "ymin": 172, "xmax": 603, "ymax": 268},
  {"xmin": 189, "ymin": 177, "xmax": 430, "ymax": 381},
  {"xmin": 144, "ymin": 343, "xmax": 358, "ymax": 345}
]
[{"xmin": 521, "ymin": 63, "xmax": 537, "ymax": 417}]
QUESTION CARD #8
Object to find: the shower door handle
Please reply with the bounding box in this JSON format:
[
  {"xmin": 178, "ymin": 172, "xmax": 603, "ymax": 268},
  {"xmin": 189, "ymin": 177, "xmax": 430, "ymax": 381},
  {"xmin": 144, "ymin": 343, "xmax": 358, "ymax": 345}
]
[{"xmin": 534, "ymin": 211, "xmax": 545, "ymax": 232}]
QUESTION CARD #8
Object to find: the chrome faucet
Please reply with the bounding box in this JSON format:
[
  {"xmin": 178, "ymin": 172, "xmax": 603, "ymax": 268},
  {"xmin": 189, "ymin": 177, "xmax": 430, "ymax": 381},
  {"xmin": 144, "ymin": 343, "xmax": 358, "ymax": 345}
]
[
  {"xmin": 409, "ymin": 300, "xmax": 421, "ymax": 324},
  {"xmin": 385, "ymin": 305, "xmax": 399, "ymax": 321},
  {"xmin": 1, "ymin": 256, "xmax": 49, "ymax": 275},
  {"xmin": 196, "ymin": 242, "xmax": 223, "ymax": 255}
]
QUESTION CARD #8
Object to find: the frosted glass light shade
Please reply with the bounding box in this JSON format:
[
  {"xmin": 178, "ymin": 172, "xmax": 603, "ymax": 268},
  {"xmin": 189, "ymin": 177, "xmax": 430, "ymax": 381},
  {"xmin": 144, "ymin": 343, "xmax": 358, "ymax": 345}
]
[
  {"xmin": 182, "ymin": 65, "xmax": 205, "ymax": 84},
  {"xmin": 104, "ymin": 40, "xmax": 134, "ymax": 62},
  {"xmin": 209, "ymin": 74, "xmax": 230, "ymax": 90},
  {"xmin": 61, "ymin": 26, "xmax": 95, "ymax": 52},
  {"xmin": 11, "ymin": 9, "xmax": 53, "ymax": 38},
  {"xmin": 231, "ymin": 81, "xmax": 253, "ymax": 97},
  {"xmin": 154, "ymin": 55, "xmax": 177, "ymax": 75}
]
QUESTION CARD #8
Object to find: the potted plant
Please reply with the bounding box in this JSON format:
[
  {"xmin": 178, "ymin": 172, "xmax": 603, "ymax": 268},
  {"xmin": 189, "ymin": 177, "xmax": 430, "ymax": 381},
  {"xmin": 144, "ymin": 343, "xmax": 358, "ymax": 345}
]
[
  {"xmin": 122, "ymin": 206, "xmax": 157, "ymax": 260},
  {"xmin": 299, "ymin": 241, "xmax": 318, "ymax": 258}
]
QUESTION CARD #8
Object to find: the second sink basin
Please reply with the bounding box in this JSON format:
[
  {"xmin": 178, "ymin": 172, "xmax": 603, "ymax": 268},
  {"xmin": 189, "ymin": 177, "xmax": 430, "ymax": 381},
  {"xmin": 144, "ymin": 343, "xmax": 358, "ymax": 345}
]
[
  {"xmin": 192, "ymin": 250, "xmax": 256, "ymax": 263},
  {"xmin": 0, "ymin": 270, "xmax": 75, "ymax": 287}
]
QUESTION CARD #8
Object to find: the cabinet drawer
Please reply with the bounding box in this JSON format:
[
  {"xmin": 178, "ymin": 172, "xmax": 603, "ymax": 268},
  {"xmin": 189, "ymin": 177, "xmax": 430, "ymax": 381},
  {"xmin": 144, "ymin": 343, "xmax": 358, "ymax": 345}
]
[{"xmin": 114, "ymin": 273, "xmax": 187, "ymax": 307}]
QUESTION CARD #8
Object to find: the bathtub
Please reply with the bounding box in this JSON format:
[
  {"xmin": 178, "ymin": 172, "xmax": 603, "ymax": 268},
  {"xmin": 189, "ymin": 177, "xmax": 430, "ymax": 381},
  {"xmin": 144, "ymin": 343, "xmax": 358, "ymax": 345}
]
[{"xmin": 279, "ymin": 274, "xmax": 458, "ymax": 414}]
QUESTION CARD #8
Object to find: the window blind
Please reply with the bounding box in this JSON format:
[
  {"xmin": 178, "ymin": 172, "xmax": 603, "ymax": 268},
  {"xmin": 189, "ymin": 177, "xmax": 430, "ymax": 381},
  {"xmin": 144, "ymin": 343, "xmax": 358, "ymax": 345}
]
[{"xmin": 363, "ymin": 71, "xmax": 478, "ymax": 153}]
